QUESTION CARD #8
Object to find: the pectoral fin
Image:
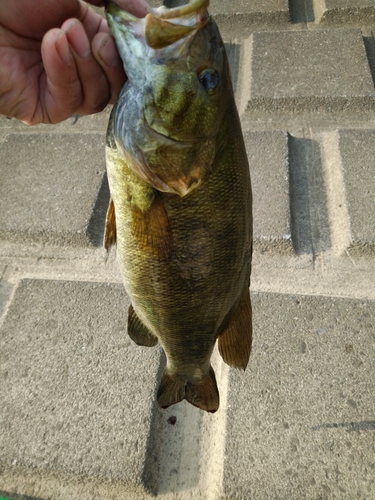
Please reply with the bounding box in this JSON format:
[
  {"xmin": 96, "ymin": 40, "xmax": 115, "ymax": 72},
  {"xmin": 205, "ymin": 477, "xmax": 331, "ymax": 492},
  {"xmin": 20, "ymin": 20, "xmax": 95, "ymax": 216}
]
[
  {"xmin": 218, "ymin": 283, "xmax": 252, "ymax": 370},
  {"xmin": 104, "ymin": 197, "xmax": 117, "ymax": 250},
  {"xmin": 128, "ymin": 304, "xmax": 158, "ymax": 347},
  {"xmin": 132, "ymin": 191, "xmax": 172, "ymax": 260}
]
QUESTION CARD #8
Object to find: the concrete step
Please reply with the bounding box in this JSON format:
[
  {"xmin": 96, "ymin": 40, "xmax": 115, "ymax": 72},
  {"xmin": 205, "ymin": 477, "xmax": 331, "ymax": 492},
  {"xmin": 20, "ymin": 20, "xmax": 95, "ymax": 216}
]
[
  {"xmin": 314, "ymin": 0, "xmax": 375, "ymax": 25},
  {"xmin": 0, "ymin": 133, "xmax": 108, "ymax": 247},
  {"xmin": 337, "ymin": 129, "xmax": 375, "ymax": 255},
  {"xmin": 2, "ymin": 127, "xmax": 374, "ymax": 258},
  {"xmin": 224, "ymin": 292, "xmax": 375, "ymax": 499},
  {"xmin": 1, "ymin": 0, "xmax": 375, "ymax": 499},
  {"xmin": 243, "ymin": 28, "xmax": 375, "ymax": 114},
  {"xmin": 1, "ymin": 281, "xmax": 374, "ymax": 498},
  {"xmin": 0, "ymin": 279, "xmax": 161, "ymax": 499}
]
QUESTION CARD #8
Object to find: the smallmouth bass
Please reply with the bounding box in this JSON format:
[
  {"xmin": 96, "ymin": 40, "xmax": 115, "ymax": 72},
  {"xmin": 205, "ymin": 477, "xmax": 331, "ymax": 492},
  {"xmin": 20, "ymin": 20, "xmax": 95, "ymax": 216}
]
[{"xmin": 105, "ymin": 0, "xmax": 252, "ymax": 413}]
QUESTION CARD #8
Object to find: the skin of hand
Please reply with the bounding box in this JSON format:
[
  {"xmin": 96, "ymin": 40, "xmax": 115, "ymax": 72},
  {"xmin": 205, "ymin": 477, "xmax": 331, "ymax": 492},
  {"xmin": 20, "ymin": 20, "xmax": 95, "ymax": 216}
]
[{"xmin": 0, "ymin": 0, "xmax": 149, "ymax": 125}]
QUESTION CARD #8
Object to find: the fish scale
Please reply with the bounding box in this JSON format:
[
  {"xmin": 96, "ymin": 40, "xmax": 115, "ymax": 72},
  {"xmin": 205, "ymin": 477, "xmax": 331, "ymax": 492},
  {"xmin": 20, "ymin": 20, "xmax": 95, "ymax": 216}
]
[{"xmin": 105, "ymin": 0, "xmax": 253, "ymax": 412}]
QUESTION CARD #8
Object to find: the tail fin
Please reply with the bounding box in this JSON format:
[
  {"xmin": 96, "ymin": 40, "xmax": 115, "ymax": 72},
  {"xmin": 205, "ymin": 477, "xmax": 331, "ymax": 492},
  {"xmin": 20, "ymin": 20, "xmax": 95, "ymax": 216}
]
[{"xmin": 157, "ymin": 366, "xmax": 219, "ymax": 413}]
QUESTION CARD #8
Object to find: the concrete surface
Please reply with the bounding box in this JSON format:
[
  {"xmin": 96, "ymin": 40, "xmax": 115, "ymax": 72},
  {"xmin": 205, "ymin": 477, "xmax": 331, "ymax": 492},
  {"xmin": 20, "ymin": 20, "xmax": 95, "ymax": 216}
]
[
  {"xmin": 0, "ymin": 134, "xmax": 107, "ymax": 247},
  {"xmin": 246, "ymin": 29, "xmax": 375, "ymax": 113},
  {"xmin": 224, "ymin": 293, "xmax": 375, "ymax": 499},
  {"xmin": 1, "ymin": 0, "xmax": 375, "ymax": 499},
  {"xmin": 244, "ymin": 131, "xmax": 292, "ymax": 253},
  {"xmin": 314, "ymin": 0, "xmax": 375, "ymax": 25},
  {"xmin": 210, "ymin": 0, "xmax": 290, "ymax": 36},
  {"xmin": 338, "ymin": 129, "xmax": 375, "ymax": 255}
]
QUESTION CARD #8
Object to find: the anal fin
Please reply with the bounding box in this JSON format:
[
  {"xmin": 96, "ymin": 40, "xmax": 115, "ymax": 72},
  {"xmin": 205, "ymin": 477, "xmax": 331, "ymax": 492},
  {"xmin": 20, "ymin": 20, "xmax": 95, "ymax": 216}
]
[
  {"xmin": 104, "ymin": 197, "xmax": 116, "ymax": 250},
  {"xmin": 128, "ymin": 304, "xmax": 158, "ymax": 347},
  {"xmin": 157, "ymin": 366, "xmax": 219, "ymax": 413},
  {"xmin": 218, "ymin": 283, "xmax": 252, "ymax": 370},
  {"xmin": 132, "ymin": 191, "xmax": 172, "ymax": 261}
]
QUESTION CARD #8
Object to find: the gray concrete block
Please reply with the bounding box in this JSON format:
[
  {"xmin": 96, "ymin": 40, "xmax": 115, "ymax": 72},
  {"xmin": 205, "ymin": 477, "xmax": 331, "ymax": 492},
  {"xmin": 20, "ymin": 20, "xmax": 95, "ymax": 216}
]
[
  {"xmin": 0, "ymin": 134, "xmax": 108, "ymax": 247},
  {"xmin": 314, "ymin": 0, "xmax": 375, "ymax": 24},
  {"xmin": 223, "ymin": 292, "xmax": 375, "ymax": 500},
  {"xmin": 0, "ymin": 279, "xmax": 162, "ymax": 499},
  {"xmin": 211, "ymin": 0, "xmax": 290, "ymax": 37},
  {"xmin": 338, "ymin": 129, "xmax": 375, "ymax": 255},
  {"xmin": 244, "ymin": 131, "xmax": 292, "ymax": 253},
  {"xmin": 247, "ymin": 29, "xmax": 375, "ymax": 113}
]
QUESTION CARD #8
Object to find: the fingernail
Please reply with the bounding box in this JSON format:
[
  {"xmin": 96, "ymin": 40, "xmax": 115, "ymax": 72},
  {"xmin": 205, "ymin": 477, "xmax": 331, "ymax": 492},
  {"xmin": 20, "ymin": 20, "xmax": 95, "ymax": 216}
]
[
  {"xmin": 99, "ymin": 36, "xmax": 121, "ymax": 68},
  {"xmin": 56, "ymin": 30, "xmax": 71, "ymax": 64},
  {"xmin": 65, "ymin": 20, "xmax": 91, "ymax": 58}
]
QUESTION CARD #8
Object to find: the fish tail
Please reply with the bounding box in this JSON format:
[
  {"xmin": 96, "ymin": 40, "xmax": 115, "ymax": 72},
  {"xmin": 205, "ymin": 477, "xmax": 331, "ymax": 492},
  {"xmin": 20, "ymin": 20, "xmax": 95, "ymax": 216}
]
[{"xmin": 157, "ymin": 366, "xmax": 219, "ymax": 413}]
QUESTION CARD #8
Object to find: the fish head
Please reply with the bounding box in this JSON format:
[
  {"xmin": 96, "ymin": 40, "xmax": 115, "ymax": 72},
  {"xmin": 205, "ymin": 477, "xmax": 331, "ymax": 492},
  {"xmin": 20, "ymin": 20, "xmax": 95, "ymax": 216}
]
[{"xmin": 107, "ymin": 0, "xmax": 233, "ymax": 197}]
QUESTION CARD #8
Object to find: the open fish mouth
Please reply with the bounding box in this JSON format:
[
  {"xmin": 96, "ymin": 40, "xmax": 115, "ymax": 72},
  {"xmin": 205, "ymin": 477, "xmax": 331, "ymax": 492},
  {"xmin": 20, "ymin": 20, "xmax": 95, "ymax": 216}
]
[{"xmin": 106, "ymin": 0, "xmax": 209, "ymax": 49}]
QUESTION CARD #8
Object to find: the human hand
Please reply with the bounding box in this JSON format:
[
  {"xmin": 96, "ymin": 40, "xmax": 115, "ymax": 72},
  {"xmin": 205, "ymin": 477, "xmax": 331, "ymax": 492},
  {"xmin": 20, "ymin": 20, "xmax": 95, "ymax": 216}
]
[{"xmin": 0, "ymin": 0, "xmax": 148, "ymax": 125}]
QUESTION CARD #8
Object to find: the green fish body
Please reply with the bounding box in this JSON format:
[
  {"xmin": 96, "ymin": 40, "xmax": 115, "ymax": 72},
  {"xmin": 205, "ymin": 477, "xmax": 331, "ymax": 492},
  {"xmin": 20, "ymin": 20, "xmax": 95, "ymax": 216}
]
[{"xmin": 105, "ymin": 0, "xmax": 252, "ymax": 413}]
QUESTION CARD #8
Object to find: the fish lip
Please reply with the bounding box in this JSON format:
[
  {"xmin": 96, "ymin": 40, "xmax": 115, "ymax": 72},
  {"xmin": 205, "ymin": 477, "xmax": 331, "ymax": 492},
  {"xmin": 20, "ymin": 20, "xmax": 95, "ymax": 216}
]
[
  {"xmin": 105, "ymin": 0, "xmax": 154, "ymax": 19},
  {"xmin": 106, "ymin": 0, "xmax": 209, "ymax": 20},
  {"xmin": 106, "ymin": 0, "xmax": 210, "ymax": 61},
  {"xmin": 144, "ymin": 116, "xmax": 202, "ymax": 146}
]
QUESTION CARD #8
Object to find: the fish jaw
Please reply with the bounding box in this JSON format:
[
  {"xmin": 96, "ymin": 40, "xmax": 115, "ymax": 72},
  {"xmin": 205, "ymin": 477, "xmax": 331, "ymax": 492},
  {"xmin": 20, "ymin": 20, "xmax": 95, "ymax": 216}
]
[
  {"xmin": 106, "ymin": 2, "xmax": 148, "ymax": 85},
  {"xmin": 106, "ymin": 0, "xmax": 208, "ymax": 70}
]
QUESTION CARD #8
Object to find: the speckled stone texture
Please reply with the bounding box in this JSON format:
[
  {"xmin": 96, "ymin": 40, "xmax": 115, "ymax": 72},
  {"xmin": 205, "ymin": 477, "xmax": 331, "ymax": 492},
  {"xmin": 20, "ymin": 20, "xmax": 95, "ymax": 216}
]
[{"xmin": 1, "ymin": 0, "xmax": 375, "ymax": 498}]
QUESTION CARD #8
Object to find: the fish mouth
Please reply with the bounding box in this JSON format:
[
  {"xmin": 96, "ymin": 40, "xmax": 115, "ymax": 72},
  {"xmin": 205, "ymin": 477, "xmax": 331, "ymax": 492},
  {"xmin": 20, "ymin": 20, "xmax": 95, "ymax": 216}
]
[{"xmin": 106, "ymin": 0, "xmax": 209, "ymax": 49}]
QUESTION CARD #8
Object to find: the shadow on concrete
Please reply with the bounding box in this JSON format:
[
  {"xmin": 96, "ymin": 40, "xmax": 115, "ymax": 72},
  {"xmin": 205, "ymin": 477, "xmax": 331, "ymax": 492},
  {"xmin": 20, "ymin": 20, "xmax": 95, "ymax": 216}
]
[
  {"xmin": 288, "ymin": 0, "xmax": 315, "ymax": 23},
  {"xmin": 225, "ymin": 42, "xmax": 241, "ymax": 97},
  {"xmin": 0, "ymin": 493, "xmax": 43, "ymax": 500},
  {"xmin": 363, "ymin": 34, "xmax": 375, "ymax": 87},
  {"xmin": 312, "ymin": 420, "xmax": 375, "ymax": 433},
  {"xmin": 288, "ymin": 135, "xmax": 331, "ymax": 256},
  {"xmin": 140, "ymin": 350, "xmax": 167, "ymax": 495}
]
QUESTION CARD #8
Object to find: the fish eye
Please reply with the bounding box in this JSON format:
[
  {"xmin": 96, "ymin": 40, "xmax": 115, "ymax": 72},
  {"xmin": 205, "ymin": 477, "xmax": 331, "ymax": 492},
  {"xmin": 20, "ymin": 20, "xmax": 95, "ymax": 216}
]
[{"xmin": 198, "ymin": 68, "xmax": 220, "ymax": 94}]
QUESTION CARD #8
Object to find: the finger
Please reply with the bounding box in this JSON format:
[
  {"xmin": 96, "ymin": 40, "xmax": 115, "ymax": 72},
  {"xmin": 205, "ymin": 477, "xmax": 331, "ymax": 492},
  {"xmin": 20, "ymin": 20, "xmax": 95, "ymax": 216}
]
[
  {"xmin": 77, "ymin": 2, "xmax": 107, "ymax": 42},
  {"xmin": 112, "ymin": 0, "xmax": 151, "ymax": 17},
  {"xmin": 1, "ymin": 0, "xmax": 87, "ymax": 40},
  {"xmin": 62, "ymin": 18, "xmax": 110, "ymax": 115},
  {"xmin": 85, "ymin": 0, "xmax": 106, "ymax": 6},
  {"xmin": 92, "ymin": 32, "xmax": 126, "ymax": 103},
  {"xmin": 40, "ymin": 28, "xmax": 84, "ymax": 123}
]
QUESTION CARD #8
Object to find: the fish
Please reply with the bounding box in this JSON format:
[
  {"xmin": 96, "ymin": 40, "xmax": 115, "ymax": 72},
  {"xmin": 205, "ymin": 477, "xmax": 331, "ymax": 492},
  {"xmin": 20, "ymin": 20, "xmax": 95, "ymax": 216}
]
[{"xmin": 104, "ymin": 0, "xmax": 253, "ymax": 413}]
